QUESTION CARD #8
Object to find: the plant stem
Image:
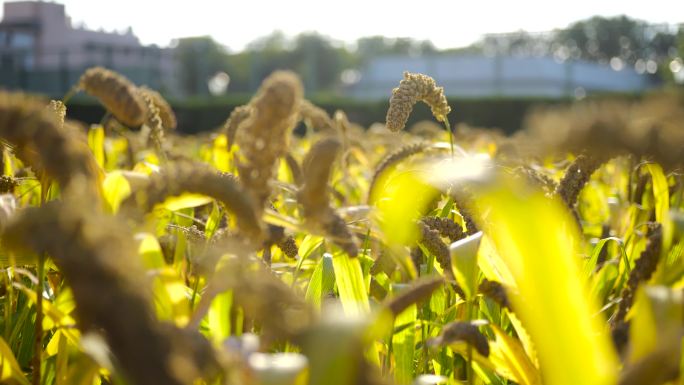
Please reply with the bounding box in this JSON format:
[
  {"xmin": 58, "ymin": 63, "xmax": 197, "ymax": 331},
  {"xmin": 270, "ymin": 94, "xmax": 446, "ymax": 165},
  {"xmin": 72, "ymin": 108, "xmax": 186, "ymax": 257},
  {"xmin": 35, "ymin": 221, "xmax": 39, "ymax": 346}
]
[
  {"xmin": 33, "ymin": 184, "xmax": 47, "ymax": 385},
  {"xmin": 61, "ymin": 86, "xmax": 78, "ymax": 105},
  {"xmin": 466, "ymin": 298, "xmax": 475, "ymax": 385},
  {"xmin": 444, "ymin": 119, "xmax": 454, "ymax": 158},
  {"xmin": 32, "ymin": 254, "xmax": 44, "ymax": 385}
]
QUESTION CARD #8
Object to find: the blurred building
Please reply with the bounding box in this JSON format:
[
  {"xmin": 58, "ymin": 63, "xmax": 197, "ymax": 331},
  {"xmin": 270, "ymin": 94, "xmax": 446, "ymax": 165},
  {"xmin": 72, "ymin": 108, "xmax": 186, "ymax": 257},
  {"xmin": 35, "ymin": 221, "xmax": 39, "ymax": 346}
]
[
  {"xmin": 0, "ymin": 1, "xmax": 179, "ymax": 96},
  {"xmin": 347, "ymin": 55, "xmax": 656, "ymax": 99}
]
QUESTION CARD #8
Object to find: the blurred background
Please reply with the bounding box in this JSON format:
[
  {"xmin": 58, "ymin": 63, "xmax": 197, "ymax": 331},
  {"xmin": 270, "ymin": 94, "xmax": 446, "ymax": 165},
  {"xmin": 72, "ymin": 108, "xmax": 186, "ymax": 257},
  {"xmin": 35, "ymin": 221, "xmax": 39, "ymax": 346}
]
[{"xmin": 0, "ymin": 0, "xmax": 682, "ymax": 133}]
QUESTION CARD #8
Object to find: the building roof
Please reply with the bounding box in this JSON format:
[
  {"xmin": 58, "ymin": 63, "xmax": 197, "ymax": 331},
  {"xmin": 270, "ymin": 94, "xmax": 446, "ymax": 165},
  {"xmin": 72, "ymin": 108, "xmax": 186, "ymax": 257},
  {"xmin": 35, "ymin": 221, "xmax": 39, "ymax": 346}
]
[{"xmin": 348, "ymin": 54, "xmax": 654, "ymax": 99}]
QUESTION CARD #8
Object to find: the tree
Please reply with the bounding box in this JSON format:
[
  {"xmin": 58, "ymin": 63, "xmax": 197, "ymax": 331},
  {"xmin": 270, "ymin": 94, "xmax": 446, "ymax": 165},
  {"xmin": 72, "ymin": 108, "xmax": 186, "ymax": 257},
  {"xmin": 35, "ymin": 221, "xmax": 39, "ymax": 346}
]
[{"xmin": 174, "ymin": 36, "xmax": 229, "ymax": 96}]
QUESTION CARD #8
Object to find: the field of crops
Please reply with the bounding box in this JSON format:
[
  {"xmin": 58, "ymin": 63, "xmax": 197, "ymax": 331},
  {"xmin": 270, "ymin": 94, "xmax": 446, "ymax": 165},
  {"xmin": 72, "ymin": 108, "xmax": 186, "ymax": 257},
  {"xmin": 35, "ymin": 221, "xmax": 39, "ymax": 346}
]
[{"xmin": 0, "ymin": 67, "xmax": 683, "ymax": 385}]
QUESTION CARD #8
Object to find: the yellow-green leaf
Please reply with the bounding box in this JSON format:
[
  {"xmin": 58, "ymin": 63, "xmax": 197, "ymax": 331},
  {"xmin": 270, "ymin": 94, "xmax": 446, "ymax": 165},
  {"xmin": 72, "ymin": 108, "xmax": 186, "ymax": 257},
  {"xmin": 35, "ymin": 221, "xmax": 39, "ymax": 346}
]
[
  {"xmin": 332, "ymin": 251, "xmax": 370, "ymax": 316},
  {"xmin": 474, "ymin": 178, "xmax": 619, "ymax": 385},
  {"xmin": 87, "ymin": 124, "xmax": 105, "ymax": 168},
  {"xmin": 102, "ymin": 171, "xmax": 131, "ymax": 214},
  {"xmin": 0, "ymin": 336, "xmax": 31, "ymax": 385}
]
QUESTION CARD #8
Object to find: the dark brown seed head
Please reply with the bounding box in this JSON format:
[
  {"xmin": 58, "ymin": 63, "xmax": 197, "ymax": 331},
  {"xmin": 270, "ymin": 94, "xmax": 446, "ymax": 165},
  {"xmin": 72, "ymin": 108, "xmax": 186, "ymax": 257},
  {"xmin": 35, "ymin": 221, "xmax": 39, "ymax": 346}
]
[
  {"xmin": 555, "ymin": 154, "xmax": 604, "ymax": 208},
  {"xmin": 384, "ymin": 276, "xmax": 444, "ymax": 316},
  {"xmin": 434, "ymin": 321, "xmax": 490, "ymax": 357},
  {"xmin": 418, "ymin": 221, "xmax": 451, "ymax": 276},
  {"xmin": 478, "ymin": 279, "xmax": 510, "ymax": 310},
  {"xmin": 613, "ymin": 223, "xmax": 663, "ymax": 327},
  {"xmin": 422, "ymin": 216, "xmax": 465, "ymax": 243},
  {"xmin": 0, "ymin": 175, "xmax": 18, "ymax": 194}
]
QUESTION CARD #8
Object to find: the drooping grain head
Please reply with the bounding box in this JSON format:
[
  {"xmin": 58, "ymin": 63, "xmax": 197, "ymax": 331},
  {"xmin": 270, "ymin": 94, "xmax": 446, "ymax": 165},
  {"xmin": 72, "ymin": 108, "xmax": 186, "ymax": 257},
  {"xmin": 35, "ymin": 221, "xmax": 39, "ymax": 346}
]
[
  {"xmin": 555, "ymin": 154, "xmax": 604, "ymax": 208},
  {"xmin": 139, "ymin": 86, "xmax": 177, "ymax": 130},
  {"xmin": 78, "ymin": 66, "xmax": 147, "ymax": 127},
  {"xmin": 386, "ymin": 72, "xmax": 451, "ymax": 132},
  {"xmin": 299, "ymin": 99, "xmax": 335, "ymax": 131},
  {"xmin": 368, "ymin": 142, "xmax": 429, "ymax": 202},
  {"xmin": 222, "ymin": 104, "xmax": 252, "ymax": 146},
  {"xmin": 139, "ymin": 89, "xmax": 166, "ymax": 157},
  {"xmin": 432, "ymin": 321, "xmax": 490, "ymax": 357},
  {"xmin": 236, "ymin": 71, "xmax": 304, "ymax": 212},
  {"xmin": 299, "ymin": 137, "xmax": 342, "ymax": 215},
  {"xmin": 2, "ymin": 201, "xmax": 218, "ymax": 385},
  {"xmin": 0, "ymin": 92, "xmax": 102, "ymax": 199},
  {"xmin": 298, "ymin": 137, "xmax": 359, "ymax": 257},
  {"xmin": 524, "ymin": 93, "xmax": 684, "ymax": 168},
  {"xmin": 384, "ymin": 276, "xmax": 444, "ymax": 316},
  {"xmin": 123, "ymin": 161, "xmax": 264, "ymax": 242}
]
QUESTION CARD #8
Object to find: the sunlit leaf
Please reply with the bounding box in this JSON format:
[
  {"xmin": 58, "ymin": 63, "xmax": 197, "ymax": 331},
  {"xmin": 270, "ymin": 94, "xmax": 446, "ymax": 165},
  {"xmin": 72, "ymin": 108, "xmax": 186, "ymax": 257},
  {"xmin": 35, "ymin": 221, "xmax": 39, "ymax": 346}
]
[
  {"xmin": 102, "ymin": 171, "xmax": 131, "ymax": 214},
  {"xmin": 474, "ymin": 177, "xmax": 619, "ymax": 385},
  {"xmin": 161, "ymin": 193, "xmax": 213, "ymax": 211},
  {"xmin": 0, "ymin": 336, "xmax": 30, "ymax": 385},
  {"xmin": 644, "ymin": 163, "xmax": 672, "ymax": 251},
  {"xmin": 305, "ymin": 254, "xmax": 335, "ymax": 309},
  {"xmin": 87, "ymin": 125, "xmax": 105, "ymax": 168}
]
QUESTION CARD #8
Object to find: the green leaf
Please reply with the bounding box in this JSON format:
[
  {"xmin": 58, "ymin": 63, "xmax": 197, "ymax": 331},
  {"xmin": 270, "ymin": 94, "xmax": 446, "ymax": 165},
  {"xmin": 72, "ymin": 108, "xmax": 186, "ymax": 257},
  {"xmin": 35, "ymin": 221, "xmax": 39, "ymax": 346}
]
[
  {"xmin": 298, "ymin": 235, "xmax": 325, "ymax": 260},
  {"xmin": 136, "ymin": 232, "xmax": 166, "ymax": 269},
  {"xmin": 644, "ymin": 163, "xmax": 672, "ymax": 251},
  {"xmin": 207, "ymin": 291, "xmax": 233, "ymax": 343},
  {"xmin": 332, "ymin": 251, "xmax": 370, "ymax": 316},
  {"xmin": 305, "ymin": 254, "xmax": 335, "ymax": 309},
  {"xmin": 391, "ymin": 286, "xmax": 417, "ymax": 385},
  {"xmin": 205, "ymin": 202, "xmax": 221, "ymax": 239},
  {"xmin": 582, "ymin": 237, "xmax": 625, "ymax": 280}
]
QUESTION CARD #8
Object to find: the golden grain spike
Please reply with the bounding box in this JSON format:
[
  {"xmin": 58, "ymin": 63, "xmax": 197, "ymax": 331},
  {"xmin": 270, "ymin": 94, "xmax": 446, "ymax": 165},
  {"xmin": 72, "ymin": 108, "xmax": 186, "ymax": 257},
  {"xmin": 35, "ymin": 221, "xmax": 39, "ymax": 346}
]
[
  {"xmin": 298, "ymin": 137, "xmax": 358, "ymax": 257},
  {"xmin": 2, "ymin": 201, "xmax": 218, "ymax": 385},
  {"xmin": 386, "ymin": 71, "xmax": 451, "ymax": 132},
  {"xmin": 299, "ymin": 137, "xmax": 342, "ymax": 215},
  {"xmin": 235, "ymin": 70, "xmax": 304, "ymax": 212},
  {"xmin": 368, "ymin": 142, "xmax": 429, "ymax": 202},
  {"xmin": 48, "ymin": 100, "xmax": 66, "ymax": 126},
  {"xmin": 139, "ymin": 86, "xmax": 177, "ymax": 130},
  {"xmin": 222, "ymin": 104, "xmax": 252, "ymax": 146},
  {"xmin": 124, "ymin": 162, "xmax": 264, "ymax": 241},
  {"xmin": 78, "ymin": 66, "xmax": 147, "ymax": 127},
  {"xmin": 139, "ymin": 89, "xmax": 166, "ymax": 158},
  {"xmin": 0, "ymin": 92, "xmax": 101, "ymax": 198},
  {"xmin": 299, "ymin": 99, "xmax": 335, "ymax": 131}
]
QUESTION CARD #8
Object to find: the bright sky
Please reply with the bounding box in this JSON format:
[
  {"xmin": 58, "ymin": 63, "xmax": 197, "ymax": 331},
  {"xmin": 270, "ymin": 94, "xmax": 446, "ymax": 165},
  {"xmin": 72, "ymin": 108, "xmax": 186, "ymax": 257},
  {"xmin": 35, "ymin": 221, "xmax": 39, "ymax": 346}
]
[{"xmin": 3, "ymin": 0, "xmax": 683, "ymax": 50}]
